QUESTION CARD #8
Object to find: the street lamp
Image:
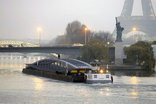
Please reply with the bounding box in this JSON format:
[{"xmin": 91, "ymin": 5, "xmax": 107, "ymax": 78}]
[
  {"xmin": 132, "ymin": 27, "xmax": 136, "ymax": 31},
  {"xmin": 107, "ymin": 41, "xmax": 110, "ymax": 45},
  {"xmin": 107, "ymin": 41, "xmax": 110, "ymax": 65},
  {"xmin": 132, "ymin": 27, "xmax": 136, "ymax": 43},
  {"xmin": 37, "ymin": 27, "xmax": 42, "ymax": 46},
  {"xmin": 84, "ymin": 27, "xmax": 88, "ymax": 44}
]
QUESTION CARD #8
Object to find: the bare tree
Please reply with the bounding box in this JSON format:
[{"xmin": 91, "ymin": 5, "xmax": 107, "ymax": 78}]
[
  {"xmin": 89, "ymin": 31, "xmax": 113, "ymax": 44},
  {"xmin": 53, "ymin": 21, "xmax": 113, "ymax": 45}
]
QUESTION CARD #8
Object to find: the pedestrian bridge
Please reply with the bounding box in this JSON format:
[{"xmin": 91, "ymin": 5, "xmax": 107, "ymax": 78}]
[{"xmin": 0, "ymin": 41, "xmax": 39, "ymax": 47}]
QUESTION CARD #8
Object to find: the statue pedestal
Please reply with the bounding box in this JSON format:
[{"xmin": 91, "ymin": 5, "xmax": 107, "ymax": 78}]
[{"xmin": 115, "ymin": 42, "xmax": 125, "ymax": 65}]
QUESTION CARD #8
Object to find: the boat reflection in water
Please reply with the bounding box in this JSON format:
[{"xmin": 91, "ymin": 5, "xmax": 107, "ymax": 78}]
[
  {"xmin": 130, "ymin": 76, "xmax": 140, "ymax": 85},
  {"xmin": 33, "ymin": 77, "xmax": 44, "ymax": 91},
  {"xmin": 130, "ymin": 76, "xmax": 139, "ymax": 98}
]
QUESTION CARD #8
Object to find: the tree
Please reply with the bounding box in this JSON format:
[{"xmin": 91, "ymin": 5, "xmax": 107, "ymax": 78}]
[
  {"xmin": 65, "ymin": 21, "xmax": 90, "ymax": 44},
  {"xmin": 89, "ymin": 31, "xmax": 114, "ymax": 46},
  {"xmin": 53, "ymin": 20, "xmax": 113, "ymax": 45},
  {"xmin": 124, "ymin": 41, "xmax": 155, "ymax": 71},
  {"xmin": 54, "ymin": 20, "xmax": 90, "ymax": 45},
  {"xmin": 81, "ymin": 39, "xmax": 108, "ymax": 63}
]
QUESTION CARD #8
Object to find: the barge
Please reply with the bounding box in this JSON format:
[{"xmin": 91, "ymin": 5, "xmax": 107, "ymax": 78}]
[{"xmin": 22, "ymin": 58, "xmax": 113, "ymax": 83}]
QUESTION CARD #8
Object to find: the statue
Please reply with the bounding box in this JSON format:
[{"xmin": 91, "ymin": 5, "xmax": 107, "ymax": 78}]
[{"xmin": 115, "ymin": 17, "xmax": 124, "ymax": 42}]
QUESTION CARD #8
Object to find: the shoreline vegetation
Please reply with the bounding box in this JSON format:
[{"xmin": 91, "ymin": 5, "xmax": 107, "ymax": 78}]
[
  {"xmin": 124, "ymin": 41, "xmax": 155, "ymax": 72},
  {"xmin": 80, "ymin": 40, "xmax": 155, "ymax": 73}
]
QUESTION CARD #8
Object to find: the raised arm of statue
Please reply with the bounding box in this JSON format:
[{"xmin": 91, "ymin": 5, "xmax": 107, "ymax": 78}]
[{"xmin": 115, "ymin": 17, "xmax": 124, "ymax": 42}]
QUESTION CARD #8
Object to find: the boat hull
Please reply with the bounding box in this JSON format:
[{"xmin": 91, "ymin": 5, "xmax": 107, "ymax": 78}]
[
  {"xmin": 22, "ymin": 68, "xmax": 85, "ymax": 82},
  {"xmin": 86, "ymin": 79, "xmax": 112, "ymax": 84}
]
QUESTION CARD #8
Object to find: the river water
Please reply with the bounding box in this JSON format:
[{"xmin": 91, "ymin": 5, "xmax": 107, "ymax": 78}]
[{"xmin": 0, "ymin": 53, "xmax": 156, "ymax": 104}]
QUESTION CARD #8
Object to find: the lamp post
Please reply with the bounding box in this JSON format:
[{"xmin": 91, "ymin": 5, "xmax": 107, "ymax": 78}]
[
  {"xmin": 136, "ymin": 55, "xmax": 138, "ymax": 65},
  {"xmin": 37, "ymin": 27, "xmax": 42, "ymax": 46},
  {"xmin": 107, "ymin": 41, "xmax": 110, "ymax": 65},
  {"xmin": 107, "ymin": 41, "xmax": 110, "ymax": 45},
  {"xmin": 84, "ymin": 27, "xmax": 88, "ymax": 44},
  {"xmin": 132, "ymin": 27, "xmax": 136, "ymax": 43}
]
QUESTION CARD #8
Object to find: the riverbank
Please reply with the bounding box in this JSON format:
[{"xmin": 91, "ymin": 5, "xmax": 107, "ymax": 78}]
[
  {"xmin": 103, "ymin": 65, "xmax": 155, "ymax": 76},
  {"xmin": 108, "ymin": 65, "xmax": 143, "ymax": 71}
]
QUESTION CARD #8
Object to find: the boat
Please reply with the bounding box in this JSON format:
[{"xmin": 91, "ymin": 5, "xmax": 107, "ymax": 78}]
[
  {"xmin": 86, "ymin": 60, "xmax": 113, "ymax": 84},
  {"xmin": 85, "ymin": 69, "xmax": 113, "ymax": 84},
  {"xmin": 23, "ymin": 58, "xmax": 113, "ymax": 83}
]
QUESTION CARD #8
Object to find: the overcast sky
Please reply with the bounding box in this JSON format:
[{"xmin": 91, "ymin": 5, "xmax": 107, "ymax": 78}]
[{"xmin": 0, "ymin": 0, "xmax": 156, "ymax": 40}]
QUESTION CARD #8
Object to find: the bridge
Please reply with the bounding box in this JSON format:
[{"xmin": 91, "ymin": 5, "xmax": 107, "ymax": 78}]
[
  {"xmin": 0, "ymin": 46, "xmax": 115, "ymax": 59},
  {"xmin": 0, "ymin": 40, "xmax": 39, "ymax": 47},
  {"xmin": 0, "ymin": 46, "xmax": 82, "ymax": 55},
  {"xmin": 0, "ymin": 40, "xmax": 115, "ymax": 58}
]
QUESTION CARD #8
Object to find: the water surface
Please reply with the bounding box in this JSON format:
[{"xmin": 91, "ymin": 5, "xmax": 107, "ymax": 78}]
[{"xmin": 0, "ymin": 54, "xmax": 156, "ymax": 104}]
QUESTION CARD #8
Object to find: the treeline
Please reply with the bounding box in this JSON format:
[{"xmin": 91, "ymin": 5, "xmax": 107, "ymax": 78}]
[
  {"xmin": 53, "ymin": 20, "xmax": 113, "ymax": 45},
  {"xmin": 81, "ymin": 39, "xmax": 109, "ymax": 63},
  {"xmin": 124, "ymin": 41, "xmax": 155, "ymax": 71}
]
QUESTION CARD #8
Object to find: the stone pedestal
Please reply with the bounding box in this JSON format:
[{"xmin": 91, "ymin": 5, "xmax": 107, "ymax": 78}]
[{"xmin": 115, "ymin": 42, "xmax": 125, "ymax": 65}]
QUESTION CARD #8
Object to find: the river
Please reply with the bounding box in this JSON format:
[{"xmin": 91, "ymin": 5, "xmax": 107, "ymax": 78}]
[{"xmin": 0, "ymin": 53, "xmax": 156, "ymax": 104}]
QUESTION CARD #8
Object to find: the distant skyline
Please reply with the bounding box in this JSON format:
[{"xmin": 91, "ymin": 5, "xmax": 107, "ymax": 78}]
[{"xmin": 0, "ymin": 0, "xmax": 156, "ymax": 40}]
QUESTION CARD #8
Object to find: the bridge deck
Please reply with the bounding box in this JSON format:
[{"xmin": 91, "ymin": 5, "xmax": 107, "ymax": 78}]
[{"xmin": 0, "ymin": 47, "xmax": 82, "ymax": 55}]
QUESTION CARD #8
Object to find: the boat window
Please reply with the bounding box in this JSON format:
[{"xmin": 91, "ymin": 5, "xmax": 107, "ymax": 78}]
[
  {"xmin": 106, "ymin": 75, "xmax": 109, "ymax": 78},
  {"xmin": 94, "ymin": 75, "xmax": 97, "ymax": 78},
  {"xmin": 60, "ymin": 62, "xmax": 63, "ymax": 67},
  {"xmin": 54, "ymin": 62, "xmax": 58, "ymax": 66},
  {"xmin": 61, "ymin": 62, "xmax": 66, "ymax": 68},
  {"xmin": 58, "ymin": 62, "xmax": 60, "ymax": 66}
]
